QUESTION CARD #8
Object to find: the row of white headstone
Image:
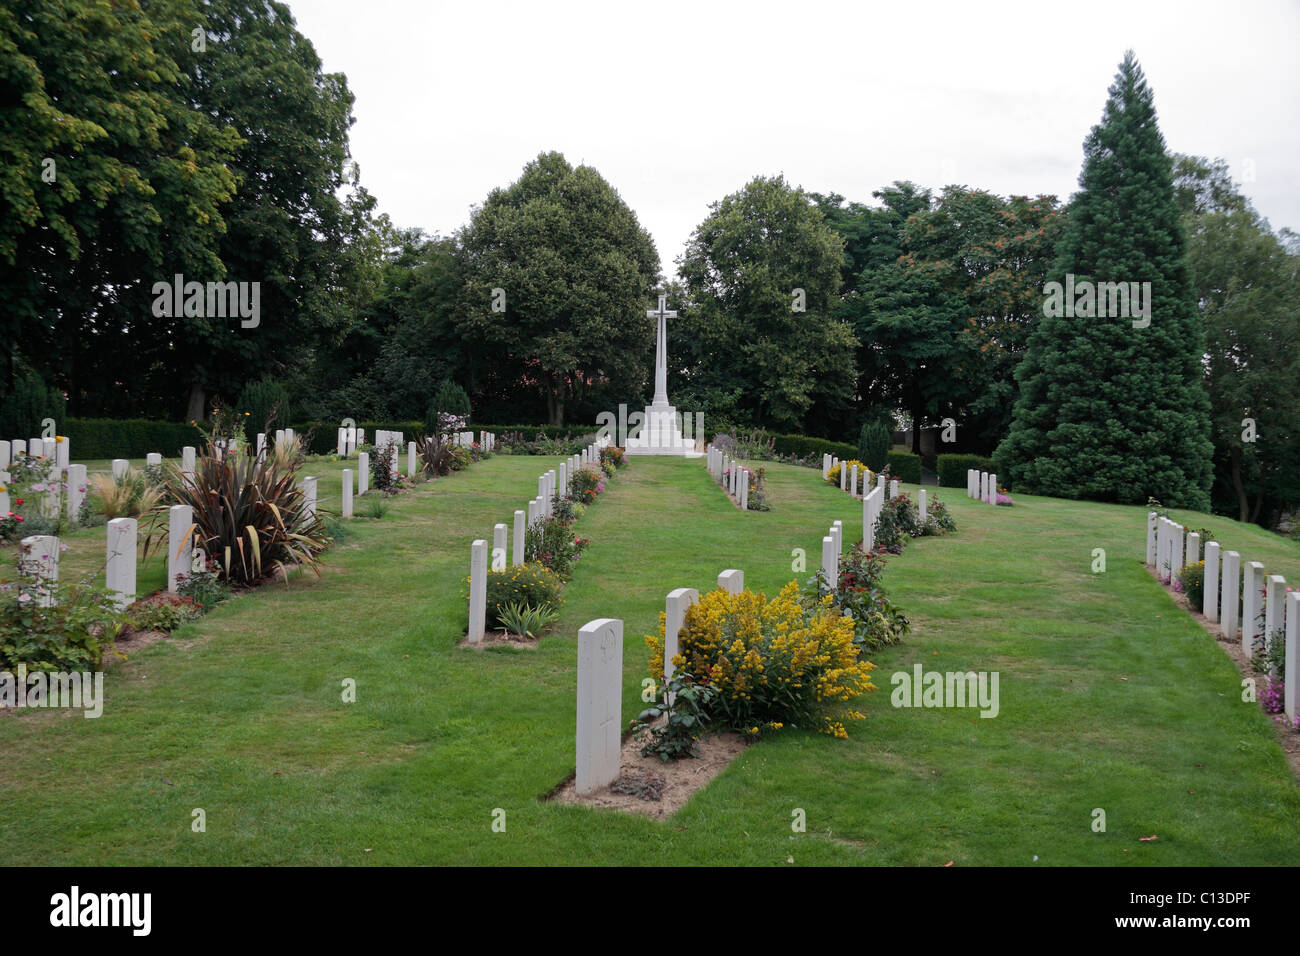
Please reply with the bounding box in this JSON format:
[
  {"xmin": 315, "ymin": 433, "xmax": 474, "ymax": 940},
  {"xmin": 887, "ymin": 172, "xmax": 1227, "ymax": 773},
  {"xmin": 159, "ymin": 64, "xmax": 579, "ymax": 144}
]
[
  {"xmin": 704, "ymin": 444, "xmax": 751, "ymax": 510},
  {"xmin": 466, "ymin": 436, "xmax": 610, "ymax": 643},
  {"xmin": 1146, "ymin": 512, "xmax": 1299, "ymax": 723},
  {"xmin": 575, "ymin": 567, "xmax": 747, "ymax": 794},
  {"xmin": 967, "ymin": 469, "xmax": 999, "ymax": 504}
]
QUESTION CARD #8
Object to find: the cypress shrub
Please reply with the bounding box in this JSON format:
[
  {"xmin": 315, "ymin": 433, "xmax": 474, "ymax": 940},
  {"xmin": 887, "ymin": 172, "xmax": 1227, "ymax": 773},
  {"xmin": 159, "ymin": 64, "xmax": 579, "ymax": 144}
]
[
  {"xmin": 0, "ymin": 371, "xmax": 65, "ymax": 438},
  {"xmin": 857, "ymin": 421, "xmax": 892, "ymax": 472},
  {"xmin": 238, "ymin": 380, "xmax": 292, "ymax": 435}
]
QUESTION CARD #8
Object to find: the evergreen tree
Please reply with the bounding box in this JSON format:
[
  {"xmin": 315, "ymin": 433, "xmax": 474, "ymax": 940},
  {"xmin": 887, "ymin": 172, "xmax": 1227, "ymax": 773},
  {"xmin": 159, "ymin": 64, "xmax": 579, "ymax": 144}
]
[{"xmin": 994, "ymin": 52, "xmax": 1213, "ymax": 508}]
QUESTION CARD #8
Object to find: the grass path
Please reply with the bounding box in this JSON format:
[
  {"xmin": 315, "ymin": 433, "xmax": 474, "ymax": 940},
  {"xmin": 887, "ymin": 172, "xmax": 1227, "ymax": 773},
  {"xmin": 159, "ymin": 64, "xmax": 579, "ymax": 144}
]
[{"xmin": 2, "ymin": 453, "xmax": 1298, "ymax": 865}]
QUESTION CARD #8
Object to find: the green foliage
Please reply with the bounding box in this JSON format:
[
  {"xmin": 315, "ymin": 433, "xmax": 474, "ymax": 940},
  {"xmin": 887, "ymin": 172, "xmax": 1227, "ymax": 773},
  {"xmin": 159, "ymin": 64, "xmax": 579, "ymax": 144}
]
[
  {"xmin": 805, "ymin": 543, "xmax": 910, "ymax": 652},
  {"xmin": 482, "ymin": 563, "xmax": 563, "ymax": 628},
  {"xmin": 633, "ymin": 674, "xmax": 719, "ymax": 762},
  {"xmin": 458, "ymin": 151, "xmax": 661, "ymax": 425},
  {"xmin": 995, "ymin": 53, "xmax": 1213, "ymax": 509},
  {"xmin": 875, "ymin": 492, "xmax": 922, "ymax": 554},
  {"xmin": 417, "ymin": 436, "xmax": 454, "ymax": 478},
  {"xmin": 568, "ymin": 466, "xmax": 605, "ymax": 505},
  {"xmin": 0, "ymin": 370, "xmax": 65, "ymax": 438},
  {"xmin": 921, "ymin": 497, "xmax": 958, "ymax": 536},
  {"xmin": 1176, "ymin": 560, "xmax": 1205, "ymax": 608},
  {"xmin": 768, "ymin": 433, "xmax": 857, "ymax": 463},
  {"xmin": 369, "ymin": 441, "xmax": 400, "ymax": 494},
  {"xmin": 60, "ymin": 419, "xmax": 205, "ymax": 459},
  {"xmin": 525, "ymin": 517, "xmax": 587, "ymax": 580},
  {"xmin": 147, "ymin": 448, "xmax": 329, "ymax": 586},
  {"xmin": 174, "ymin": 567, "xmax": 231, "ymax": 610},
  {"xmin": 0, "ymin": 579, "xmax": 120, "ymax": 672},
  {"xmin": 238, "ymin": 380, "xmax": 292, "ymax": 435},
  {"xmin": 362, "ymin": 497, "xmax": 390, "ymax": 520},
  {"xmin": 857, "ymin": 420, "xmax": 891, "ymax": 472},
  {"xmin": 125, "ymin": 593, "xmax": 202, "ymax": 633},
  {"xmin": 426, "ymin": 382, "xmax": 471, "ymax": 436},
  {"xmin": 678, "ymin": 175, "xmax": 856, "ymax": 433},
  {"xmin": 886, "ymin": 451, "xmax": 922, "ymax": 484},
  {"xmin": 937, "ymin": 454, "xmax": 993, "ymax": 490},
  {"xmin": 495, "ymin": 601, "xmax": 560, "ymax": 640}
]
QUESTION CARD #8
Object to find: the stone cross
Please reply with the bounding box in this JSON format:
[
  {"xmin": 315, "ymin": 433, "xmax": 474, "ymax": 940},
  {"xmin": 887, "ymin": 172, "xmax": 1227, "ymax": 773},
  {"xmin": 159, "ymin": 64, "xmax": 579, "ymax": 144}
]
[{"xmin": 646, "ymin": 294, "xmax": 677, "ymax": 408}]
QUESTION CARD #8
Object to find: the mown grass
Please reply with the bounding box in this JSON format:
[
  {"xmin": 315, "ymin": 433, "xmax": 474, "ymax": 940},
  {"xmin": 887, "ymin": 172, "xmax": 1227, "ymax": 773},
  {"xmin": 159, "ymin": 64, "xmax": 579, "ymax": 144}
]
[{"xmin": 1, "ymin": 452, "xmax": 1298, "ymax": 865}]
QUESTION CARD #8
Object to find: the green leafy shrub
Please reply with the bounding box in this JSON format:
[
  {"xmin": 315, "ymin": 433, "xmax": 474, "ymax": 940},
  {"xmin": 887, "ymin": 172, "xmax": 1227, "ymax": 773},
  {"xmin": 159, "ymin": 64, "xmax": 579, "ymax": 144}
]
[
  {"xmin": 886, "ymin": 451, "xmax": 922, "ymax": 484},
  {"xmin": 496, "ymin": 601, "xmax": 560, "ymax": 639},
  {"xmin": 632, "ymin": 673, "xmax": 719, "ymax": 761},
  {"xmin": 936, "ymin": 453, "xmax": 993, "ymax": 490},
  {"xmin": 124, "ymin": 593, "xmax": 203, "ymax": 632},
  {"xmin": 921, "ymin": 496, "xmax": 958, "ymax": 535},
  {"xmin": 0, "ymin": 369, "xmax": 65, "ymax": 439},
  {"xmin": 875, "ymin": 492, "xmax": 922, "ymax": 554},
  {"xmin": 805, "ymin": 543, "xmax": 910, "ymax": 651},
  {"xmin": 525, "ymin": 516, "xmax": 587, "ymax": 579},
  {"xmin": 427, "ymin": 382, "xmax": 471, "ymax": 436},
  {"xmin": 599, "ymin": 446, "xmax": 628, "ymax": 469},
  {"xmin": 370, "ymin": 441, "xmax": 400, "ymax": 494},
  {"xmin": 569, "ymin": 466, "xmax": 605, "ymax": 505},
  {"xmin": 858, "ymin": 420, "xmax": 891, "ymax": 472},
  {"xmin": 238, "ymin": 380, "xmax": 292, "ymax": 435},
  {"xmin": 480, "ymin": 563, "xmax": 563, "ymax": 627},
  {"xmin": 417, "ymin": 435, "xmax": 454, "ymax": 477},
  {"xmin": 746, "ymin": 466, "xmax": 771, "ymax": 511},
  {"xmin": 175, "ymin": 567, "xmax": 231, "ymax": 610},
  {"xmin": 1176, "ymin": 560, "xmax": 1205, "ymax": 608},
  {"xmin": 0, "ymin": 574, "xmax": 120, "ymax": 672},
  {"xmin": 146, "ymin": 449, "xmax": 329, "ymax": 586}
]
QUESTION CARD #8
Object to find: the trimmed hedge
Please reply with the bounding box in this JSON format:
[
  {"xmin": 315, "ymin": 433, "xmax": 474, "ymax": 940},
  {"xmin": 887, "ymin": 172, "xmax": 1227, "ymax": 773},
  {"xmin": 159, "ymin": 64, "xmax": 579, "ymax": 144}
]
[
  {"xmin": 937, "ymin": 453, "xmax": 993, "ymax": 489},
  {"xmin": 769, "ymin": 433, "xmax": 856, "ymax": 462},
  {"xmin": 886, "ymin": 451, "xmax": 922, "ymax": 484},
  {"xmin": 64, "ymin": 419, "xmax": 205, "ymax": 460}
]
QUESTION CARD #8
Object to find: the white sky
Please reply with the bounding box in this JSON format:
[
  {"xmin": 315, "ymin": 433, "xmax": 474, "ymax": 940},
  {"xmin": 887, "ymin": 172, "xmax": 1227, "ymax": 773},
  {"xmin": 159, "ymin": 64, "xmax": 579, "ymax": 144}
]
[{"xmin": 287, "ymin": 0, "xmax": 1300, "ymax": 280}]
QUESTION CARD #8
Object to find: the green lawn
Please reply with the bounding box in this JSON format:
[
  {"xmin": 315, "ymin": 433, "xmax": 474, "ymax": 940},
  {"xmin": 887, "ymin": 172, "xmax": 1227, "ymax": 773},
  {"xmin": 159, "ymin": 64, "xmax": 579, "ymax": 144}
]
[{"xmin": 2, "ymin": 453, "xmax": 1299, "ymax": 865}]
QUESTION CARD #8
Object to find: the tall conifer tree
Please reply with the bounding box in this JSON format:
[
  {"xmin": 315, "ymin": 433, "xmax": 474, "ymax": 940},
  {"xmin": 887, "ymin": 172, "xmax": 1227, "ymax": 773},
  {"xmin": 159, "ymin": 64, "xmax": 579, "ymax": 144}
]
[{"xmin": 994, "ymin": 52, "xmax": 1213, "ymax": 508}]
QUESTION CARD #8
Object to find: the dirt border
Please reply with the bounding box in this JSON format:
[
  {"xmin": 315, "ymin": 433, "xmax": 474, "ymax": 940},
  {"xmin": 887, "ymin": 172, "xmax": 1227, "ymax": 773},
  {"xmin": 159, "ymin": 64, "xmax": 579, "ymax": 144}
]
[{"xmin": 1146, "ymin": 564, "xmax": 1300, "ymax": 778}]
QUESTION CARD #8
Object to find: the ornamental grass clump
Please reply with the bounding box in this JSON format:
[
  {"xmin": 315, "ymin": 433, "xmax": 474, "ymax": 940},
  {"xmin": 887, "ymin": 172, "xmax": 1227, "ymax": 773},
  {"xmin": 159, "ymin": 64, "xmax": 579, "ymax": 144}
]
[{"xmin": 645, "ymin": 582, "xmax": 876, "ymax": 739}]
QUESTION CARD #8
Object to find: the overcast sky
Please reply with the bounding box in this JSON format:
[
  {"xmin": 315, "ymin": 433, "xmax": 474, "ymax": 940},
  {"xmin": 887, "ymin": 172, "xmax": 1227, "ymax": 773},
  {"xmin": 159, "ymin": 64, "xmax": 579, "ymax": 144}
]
[{"xmin": 287, "ymin": 0, "xmax": 1299, "ymax": 280}]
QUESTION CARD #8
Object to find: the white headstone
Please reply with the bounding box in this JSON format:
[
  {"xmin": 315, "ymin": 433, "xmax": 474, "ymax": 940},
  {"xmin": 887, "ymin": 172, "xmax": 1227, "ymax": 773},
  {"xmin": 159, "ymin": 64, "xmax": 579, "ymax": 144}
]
[
  {"xmin": 168, "ymin": 504, "xmax": 193, "ymax": 593},
  {"xmin": 302, "ymin": 476, "xmax": 318, "ymax": 518},
  {"xmin": 832, "ymin": 519, "xmax": 843, "ymax": 555},
  {"xmin": 986, "ymin": 474, "xmax": 996, "ymax": 504},
  {"xmin": 1265, "ymin": 574, "xmax": 1286, "ymax": 674},
  {"xmin": 342, "ymin": 469, "xmax": 353, "ymax": 518},
  {"xmin": 1170, "ymin": 523, "xmax": 1184, "ymax": 578},
  {"xmin": 1242, "ymin": 561, "xmax": 1265, "ymax": 653},
  {"xmin": 739, "ymin": 469, "xmax": 749, "ymax": 511},
  {"xmin": 357, "ymin": 452, "xmax": 369, "ymax": 495},
  {"xmin": 850, "ymin": 463, "xmax": 858, "ymax": 496},
  {"xmin": 1186, "ymin": 532, "xmax": 1201, "ymax": 567},
  {"xmin": 821, "ymin": 535, "xmax": 836, "ymax": 587},
  {"xmin": 575, "ymin": 618, "xmax": 623, "ymax": 794},
  {"xmin": 106, "ymin": 517, "xmax": 137, "ymax": 610},
  {"xmin": 12, "ymin": 440, "xmax": 25, "ymax": 458},
  {"xmin": 257, "ymin": 433, "xmax": 267, "ymax": 460},
  {"xmin": 822, "ymin": 454, "xmax": 832, "ymax": 480},
  {"xmin": 468, "ymin": 540, "xmax": 488, "ymax": 643},
  {"xmin": 1220, "ymin": 551, "xmax": 1241, "ymax": 640},
  {"xmin": 717, "ymin": 569, "xmax": 743, "ymax": 594},
  {"xmin": 182, "ymin": 446, "xmax": 196, "ymax": 477},
  {"xmin": 55, "ymin": 436, "xmax": 69, "ymax": 473},
  {"xmin": 664, "ymin": 588, "xmax": 700, "ymax": 682},
  {"xmin": 337, "ymin": 427, "xmax": 346, "ymax": 457},
  {"xmin": 408, "ymin": 441, "xmax": 417, "ymax": 478},
  {"xmin": 20, "ymin": 534, "xmax": 59, "ymax": 606},
  {"xmin": 1145, "ymin": 512, "xmax": 1157, "ymax": 565},
  {"xmin": 862, "ymin": 489, "xmax": 875, "ymax": 552},
  {"xmin": 559, "ymin": 462, "xmax": 568, "ymax": 499},
  {"xmin": 1286, "ymin": 591, "xmax": 1300, "ymax": 723},
  {"xmin": 890, "ymin": 479, "xmax": 900, "ymax": 499},
  {"xmin": 919, "ymin": 488, "xmax": 927, "ymax": 523},
  {"xmin": 67, "ymin": 463, "xmax": 87, "ymax": 525},
  {"xmin": 0, "ymin": 440, "xmax": 9, "ymax": 470},
  {"xmin": 513, "ymin": 509, "xmax": 526, "ymax": 567},
  {"xmin": 112, "ymin": 458, "xmax": 129, "ymax": 480},
  {"xmin": 1203, "ymin": 542, "xmax": 1221, "ymax": 622},
  {"xmin": 840, "ymin": 464, "xmax": 847, "ymax": 491},
  {"xmin": 493, "ymin": 523, "xmax": 507, "ymax": 571}
]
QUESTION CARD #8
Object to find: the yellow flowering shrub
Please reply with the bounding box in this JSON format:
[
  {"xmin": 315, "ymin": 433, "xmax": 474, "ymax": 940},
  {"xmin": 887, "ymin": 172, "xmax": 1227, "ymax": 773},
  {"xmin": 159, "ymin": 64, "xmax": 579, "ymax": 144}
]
[
  {"xmin": 645, "ymin": 582, "xmax": 876, "ymax": 738},
  {"xmin": 826, "ymin": 460, "xmax": 871, "ymax": 487}
]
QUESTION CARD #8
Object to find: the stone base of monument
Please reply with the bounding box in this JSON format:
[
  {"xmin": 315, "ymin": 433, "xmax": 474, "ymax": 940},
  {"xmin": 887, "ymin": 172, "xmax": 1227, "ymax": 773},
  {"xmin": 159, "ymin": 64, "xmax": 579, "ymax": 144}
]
[{"xmin": 624, "ymin": 405, "xmax": 701, "ymax": 457}]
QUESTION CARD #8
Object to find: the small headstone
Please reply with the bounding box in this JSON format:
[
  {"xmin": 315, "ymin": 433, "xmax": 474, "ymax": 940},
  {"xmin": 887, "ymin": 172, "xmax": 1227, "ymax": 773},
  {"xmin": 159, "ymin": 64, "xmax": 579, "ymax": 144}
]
[
  {"xmin": 257, "ymin": 433, "xmax": 267, "ymax": 460},
  {"xmin": 987, "ymin": 474, "xmax": 997, "ymax": 504},
  {"xmin": 840, "ymin": 464, "xmax": 847, "ymax": 491},
  {"xmin": 182, "ymin": 446, "xmax": 196, "ymax": 477},
  {"xmin": 168, "ymin": 504, "xmax": 193, "ymax": 592},
  {"xmin": 106, "ymin": 517, "xmax": 137, "ymax": 610},
  {"xmin": 468, "ymin": 540, "xmax": 488, "ymax": 643},
  {"xmin": 1242, "ymin": 561, "xmax": 1265, "ymax": 653},
  {"xmin": 342, "ymin": 469, "xmax": 353, "ymax": 518},
  {"xmin": 302, "ymin": 476, "xmax": 318, "ymax": 518},
  {"xmin": 1170, "ymin": 523, "xmax": 1184, "ymax": 578},
  {"xmin": 664, "ymin": 588, "xmax": 700, "ymax": 682},
  {"xmin": 717, "ymin": 569, "xmax": 743, "ymax": 594},
  {"xmin": 1286, "ymin": 591, "xmax": 1300, "ymax": 722},
  {"xmin": 55, "ymin": 437, "xmax": 69, "ymax": 473},
  {"xmin": 1186, "ymin": 532, "xmax": 1201, "ymax": 567},
  {"xmin": 831, "ymin": 520, "xmax": 843, "ymax": 555},
  {"xmin": 576, "ymin": 618, "xmax": 623, "ymax": 794},
  {"xmin": 492, "ymin": 523, "xmax": 507, "ymax": 571},
  {"xmin": 889, "ymin": 479, "xmax": 900, "ymax": 499},
  {"xmin": 1220, "ymin": 551, "xmax": 1241, "ymax": 640},
  {"xmin": 146, "ymin": 452, "xmax": 162, "ymax": 469},
  {"xmin": 919, "ymin": 489, "xmax": 927, "ymax": 523},
  {"xmin": 1265, "ymin": 574, "xmax": 1286, "ymax": 674},
  {"xmin": 739, "ymin": 469, "xmax": 749, "ymax": 510},
  {"xmin": 357, "ymin": 452, "xmax": 369, "ymax": 495},
  {"xmin": 12, "ymin": 440, "xmax": 26, "ymax": 458},
  {"xmin": 821, "ymin": 535, "xmax": 836, "ymax": 587},
  {"xmin": 822, "ymin": 453, "xmax": 831, "ymax": 480},
  {"xmin": 862, "ymin": 491, "xmax": 874, "ymax": 552},
  {"xmin": 1145, "ymin": 512, "xmax": 1157, "ymax": 565},
  {"xmin": 67, "ymin": 464, "xmax": 87, "ymax": 525},
  {"xmin": 513, "ymin": 510, "xmax": 526, "ymax": 567},
  {"xmin": 0, "ymin": 440, "xmax": 9, "ymax": 470},
  {"xmin": 559, "ymin": 462, "xmax": 568, "ymax": 498},
  {"xmin": 850, "ymin": 463, "xmax": 858, "ymax": 496},
  {"xmin": 1203, "ymin": 542, "xmax": 1221, "ymax": 622},
  {"xmin": 20, "ymin": 534, "xmax": 59, "ymax": 607},
  {"xmin": 408, "ymin": 441, "xmax": 417, "ymax": 477}
]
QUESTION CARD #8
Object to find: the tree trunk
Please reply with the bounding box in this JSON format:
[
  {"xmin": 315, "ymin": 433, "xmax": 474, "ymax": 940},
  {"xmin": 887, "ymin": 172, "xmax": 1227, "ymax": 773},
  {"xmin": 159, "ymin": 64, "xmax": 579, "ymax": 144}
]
[
  {"xmin": 1230, "ymin": 446, "xmax": 1250, "ymax": 522},
  {"xmin": 186, "ymin": 382, "xmax": 206, "ymax": 423}
]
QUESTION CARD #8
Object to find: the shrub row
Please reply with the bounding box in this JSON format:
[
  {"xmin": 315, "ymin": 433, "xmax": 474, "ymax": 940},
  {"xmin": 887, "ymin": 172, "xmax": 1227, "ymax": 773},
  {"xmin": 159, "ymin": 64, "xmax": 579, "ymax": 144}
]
[
  {"xmin": 886, "ymin": 452, "xmax": 922, "ymax": 484},
  {"xmin": 62, "ymin": 419, "xmax": 205, "ymax": 460},
  {"xmin": 936, "ymin": 453, "xmax": 994, "ymax": 490}
]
